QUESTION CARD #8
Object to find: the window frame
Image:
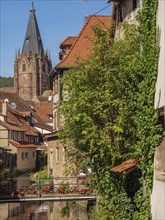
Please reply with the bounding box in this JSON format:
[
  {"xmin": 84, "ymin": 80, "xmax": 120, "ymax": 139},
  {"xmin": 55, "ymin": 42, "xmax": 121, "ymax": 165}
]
[
  {"xmin": 22, "ymin": 63, "xmax": 26, "ymax": 72},
  {"xmin": 56, "ymin": 147, "xmax": 60, "ymax": 162},
  {"xmin": 22, "ymin": 152, "xmax": 24, "ymax": 160}
]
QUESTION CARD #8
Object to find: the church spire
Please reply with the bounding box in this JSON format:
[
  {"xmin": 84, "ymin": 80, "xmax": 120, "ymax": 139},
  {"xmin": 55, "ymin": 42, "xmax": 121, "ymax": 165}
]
[
  {"xmin": 22, "ymin": 3, "xmax": 44, "ymax": 56},
  {"xmin": 30, "ymin": 0, "xmax": 36, "ymax": 13}
]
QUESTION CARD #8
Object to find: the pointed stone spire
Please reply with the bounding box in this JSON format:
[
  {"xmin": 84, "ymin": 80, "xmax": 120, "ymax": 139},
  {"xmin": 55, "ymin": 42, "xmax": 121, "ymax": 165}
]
[
  {"xmin": 15, "ymin": 50, "xmax": 17, "ymax": 60},
  {"xmin": 48, "ymin": 50, "xmax": 51, "ymax": 60},
  {"xmin": 18, "ymin": 48, "xmax": 20, "ymax": 57},
  {"xmin": 22, "ymin": 2, "xmax": 44, "ymax": 56}
]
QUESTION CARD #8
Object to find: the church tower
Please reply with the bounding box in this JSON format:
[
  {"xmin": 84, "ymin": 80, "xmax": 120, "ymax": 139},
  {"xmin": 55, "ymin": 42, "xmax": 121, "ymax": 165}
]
[{"xmin": 14, "ymin": 3, "xmax": 52, "ymax": 100}]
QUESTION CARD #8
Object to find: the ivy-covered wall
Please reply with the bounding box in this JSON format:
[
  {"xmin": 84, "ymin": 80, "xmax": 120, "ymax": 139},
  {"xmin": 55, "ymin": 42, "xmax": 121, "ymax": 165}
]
[{"xmin": 59, "ymin": 0, "xmax": 163, "ymax": 219}]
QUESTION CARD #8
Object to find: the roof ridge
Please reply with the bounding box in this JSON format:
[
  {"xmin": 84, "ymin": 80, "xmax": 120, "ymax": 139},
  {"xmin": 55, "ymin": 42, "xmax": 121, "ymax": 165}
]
[
  {"xmin": 56, "ymin": 15, "xmax": 93, "ymax": 68},
  {"xmin": 61, "ymin": 36, "xmax": 76, "ymax": 44},
  {"xmin": 56, "ymin": 15, "xmax": 112, "ymax": 69}
]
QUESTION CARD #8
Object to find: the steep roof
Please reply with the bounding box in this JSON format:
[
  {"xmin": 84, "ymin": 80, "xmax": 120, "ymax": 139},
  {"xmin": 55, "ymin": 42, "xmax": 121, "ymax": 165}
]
[
  {"xmin": 34, "ymin": 102, "xmax": 53, "ymax": 123},
  {"xmin": 0, "ymin": 91, "xmax": 30, "ymax": 112},
  {"xmin": 0, "ymin": 107, "xmax": 39, "ymax": 136},
  {"xmin": 22, "ymin": 3, "xmax": 44, "ymax": 56},
  {"xmin": 60, "ymin": 36, "xmax": 77, "ymax": 49},
  {"xmin": 56, "ymin": 15, "xmax": 112, "ymax": 69},
  {"xmin": 0, "ymin": 91, "xmax": 53, "ymax": 131},
  {"xmin": 0, "ymin": 120, "xmax": 24, "ymax": 131},
  {"xmin": 9, "ymin": 140, "xmax": 39, "ymax": 148}
]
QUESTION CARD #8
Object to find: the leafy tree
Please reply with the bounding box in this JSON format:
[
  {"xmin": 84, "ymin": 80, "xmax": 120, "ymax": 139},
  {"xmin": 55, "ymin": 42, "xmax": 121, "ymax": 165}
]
[
  {"xmin": 59, "ymin": 2, "xmax": 162, "ymax": 217},
  {"xmin": 0, "ymin": 76, "xmax": 14, "ymax": 88}
]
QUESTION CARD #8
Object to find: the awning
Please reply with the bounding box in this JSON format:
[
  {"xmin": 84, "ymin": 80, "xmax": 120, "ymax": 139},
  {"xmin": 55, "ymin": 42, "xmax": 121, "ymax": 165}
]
[{"xmin": 110, "ymin": 159, "xmax": 139, "ymax": 175}]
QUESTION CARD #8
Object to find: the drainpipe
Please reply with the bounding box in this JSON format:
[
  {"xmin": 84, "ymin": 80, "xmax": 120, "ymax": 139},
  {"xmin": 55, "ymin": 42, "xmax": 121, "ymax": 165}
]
[{"xmin": 142, "ymin": 170, "xmax": 146, "ymax": 197}]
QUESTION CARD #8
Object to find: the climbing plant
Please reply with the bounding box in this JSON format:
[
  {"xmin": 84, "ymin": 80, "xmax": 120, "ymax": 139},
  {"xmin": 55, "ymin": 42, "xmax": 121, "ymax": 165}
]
[{"xmin": 59, "ymin": 0, "xmax": 162, "ymax": 219}]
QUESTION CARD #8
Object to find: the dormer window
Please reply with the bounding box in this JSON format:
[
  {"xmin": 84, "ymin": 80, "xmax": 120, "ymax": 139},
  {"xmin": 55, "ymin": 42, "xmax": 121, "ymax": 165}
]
[{"xmin": 14, "ymin": 131, "xmax": 18, "ymax": 141}]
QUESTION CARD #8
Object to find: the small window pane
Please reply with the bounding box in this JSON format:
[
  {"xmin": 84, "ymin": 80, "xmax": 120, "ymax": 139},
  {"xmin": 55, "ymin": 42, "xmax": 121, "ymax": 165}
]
[{"xmin": 22, "ymin": 152, "xmax": 24, "ymax": 160}]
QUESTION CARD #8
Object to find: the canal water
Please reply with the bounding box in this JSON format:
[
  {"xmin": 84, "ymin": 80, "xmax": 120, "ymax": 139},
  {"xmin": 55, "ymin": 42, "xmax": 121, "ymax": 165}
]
[
  {"xmin": 0, "ymin": 175, "xmax": 90, "ymax": 219},
  {"xmin": 0, "ymin": 201, "xmax": 88, "ymax": 220}
]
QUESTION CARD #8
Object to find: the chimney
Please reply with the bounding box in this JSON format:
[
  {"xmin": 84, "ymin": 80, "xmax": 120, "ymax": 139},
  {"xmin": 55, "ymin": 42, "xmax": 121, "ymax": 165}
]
[
  {"xmin": 1, "ymin": 99, "xmax": 9, "ymax": 122},
  {"xmin": 2, "ymin": 99, "xmax": 9, "ymax": 115}
]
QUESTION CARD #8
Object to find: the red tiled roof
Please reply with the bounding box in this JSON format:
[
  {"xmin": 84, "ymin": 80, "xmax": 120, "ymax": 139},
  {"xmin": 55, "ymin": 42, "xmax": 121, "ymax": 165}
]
[
  {"xmin": 34, "ymin": 102, "xmax": 53, "ymax": 123},
  {"xmin": 9, "ymin": 140, "xmax": 38, "ymax": 148},
  {"xmin": 0, "ymin": 106, "xmax": 39, "ymax": 136},
  {"xmin": 56, "ymin": 15, "xmax": 112, "ymax": 69},
  {"xmin": 0, "ymin": 92, "xmax": 53, "ymax": 131},
  {"xmin": 110, "ymin": 159, "xmax": 139, "ymax": 174},
  {"xmin": 60, "ymin": 36, "xmax": 77, "ymax": 49},
  {"xmin": 20, "ymin": 111, "xmax": 31, "ymax": 117},
  {"xmin": 0, "ymin": 120, "xmax": 24, "ymax": 131},
  {"xmin": 36, "ymin": 96, "xmax": 49, "ymax": 102},
  {"xmin": 0, "ymin": 91, "xmax": 30, "ymax": 112}
]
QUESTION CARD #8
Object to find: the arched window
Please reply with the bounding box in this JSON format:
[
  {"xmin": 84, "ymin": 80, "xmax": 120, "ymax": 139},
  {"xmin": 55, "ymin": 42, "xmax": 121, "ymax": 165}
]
[
  {"xmin": 43, "ymin": 63, "xmax": 46, "ymax": 73},
  {"xmin": 22, "ymin": 63, "xmax": 26, "ymax": 72}
]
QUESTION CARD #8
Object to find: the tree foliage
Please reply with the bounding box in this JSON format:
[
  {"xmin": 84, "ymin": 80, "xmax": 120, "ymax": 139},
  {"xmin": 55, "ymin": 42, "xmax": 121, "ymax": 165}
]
[
  {"xmin": 59, "ymin": 0, "xmax": 162, "ymax": 218},
  {"xmin": 0, "ymin": 76, "xmax": 14, "ymax": 88}
]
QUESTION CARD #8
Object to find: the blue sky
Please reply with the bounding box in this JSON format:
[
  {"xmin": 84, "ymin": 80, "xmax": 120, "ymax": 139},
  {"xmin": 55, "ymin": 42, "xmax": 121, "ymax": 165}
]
[{"xmin": 0, "ymin": 0, "xmax": 112, "ymax": 77}]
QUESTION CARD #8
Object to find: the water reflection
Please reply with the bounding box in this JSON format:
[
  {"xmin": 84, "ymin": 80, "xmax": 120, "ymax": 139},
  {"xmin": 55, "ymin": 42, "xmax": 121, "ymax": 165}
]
[{"xmin": 0, "ymin": 201, "xmax": 88, "ymax": 220}]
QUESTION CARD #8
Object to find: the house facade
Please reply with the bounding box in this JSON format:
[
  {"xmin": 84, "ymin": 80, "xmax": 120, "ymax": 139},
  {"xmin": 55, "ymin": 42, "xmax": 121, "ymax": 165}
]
[
  {"xmin": 0, "ymin": 99, "xmax": 45, "ymax": 172},
  {"xmin": 109, "ymin": 0, "xmax": 165, "ymax": 218},
  {"xmin": 110, "ymin": 0, "xmax": 139, "ymax": 38},
  {"xmin": 47, "ymin": 15, "xmax": 112, "ymax": 184}
]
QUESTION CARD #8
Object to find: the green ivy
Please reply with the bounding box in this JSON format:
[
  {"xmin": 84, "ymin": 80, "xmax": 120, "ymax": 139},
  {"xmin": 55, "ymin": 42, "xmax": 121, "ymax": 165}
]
[{"xmin": 59, "ymin": 0, "xmax": 162, "ymax": 219}]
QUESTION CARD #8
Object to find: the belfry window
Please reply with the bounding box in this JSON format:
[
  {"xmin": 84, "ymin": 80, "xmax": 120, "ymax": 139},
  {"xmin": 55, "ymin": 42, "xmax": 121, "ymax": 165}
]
[
  {"xmin": 43, "ymin": 63, "xmax": 46, "ymax": 73},
  {"xmin": 22, "ymin": 64, "xmax": 26, "ymax": 72}
]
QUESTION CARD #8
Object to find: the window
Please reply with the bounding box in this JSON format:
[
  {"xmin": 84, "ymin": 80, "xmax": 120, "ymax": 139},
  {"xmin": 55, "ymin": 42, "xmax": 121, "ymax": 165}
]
[
  {"xmin": 35, "ymin": 136, "xmax": 39, "ymax": 143},
  {"xmin": 63, "ymin": 147, "xmax": 67, "ymax": 163},
  {"xmin": 14, "ymin": 131, "xmax": 18, "ymax": 141},
  {"xmin": 33, "ymin": 151, "xmax": 35, "ymax": 158},
  {"xmin": 133, "ymin": 0, "xmax": 138, "ymax": 10},
  {"xmin": 28, "ymin": 136, "xmax": 31, "ymax": 142},
  {"xmin": 21, "ymin": 132, "xmax": 24, "ymax": 141},
  {"xmin": 54, "ymin": 112, "xmax": 57, "ymax": 130},
  {"xmin": 54, "ymin": 77, "xmax": 58, "ymax": 94},
  {"xmin": 22, "ymin": 152, "xmax": 24, "ymax": 160},
  {"xmin": 37, "ymin": 72, "xmax": 40, "ymax": 96},
  {"xmin": 31, "ymin": 136, "xmax": 35, "ymax": 143},
  {"xmin": 25, "ymin": 152, "xmax": 28, "ymax": 160},
  {"xmin": 117, "ymin": 5, "xmax": 123, "ymax": 22},
  {"xmin": 56, "ymin": 147, "xmax": 60, "ymax": 162},
  {"xmin": 43, "ymin": 63, "xmax": 46, "ymax": 73},
  {"xmin": 22, "ymin": 64, "xmax": 26, "ymax": 72},
  {"xmin": 10, "ymin": 130, "xmax": 14, "ymax": 139}
]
